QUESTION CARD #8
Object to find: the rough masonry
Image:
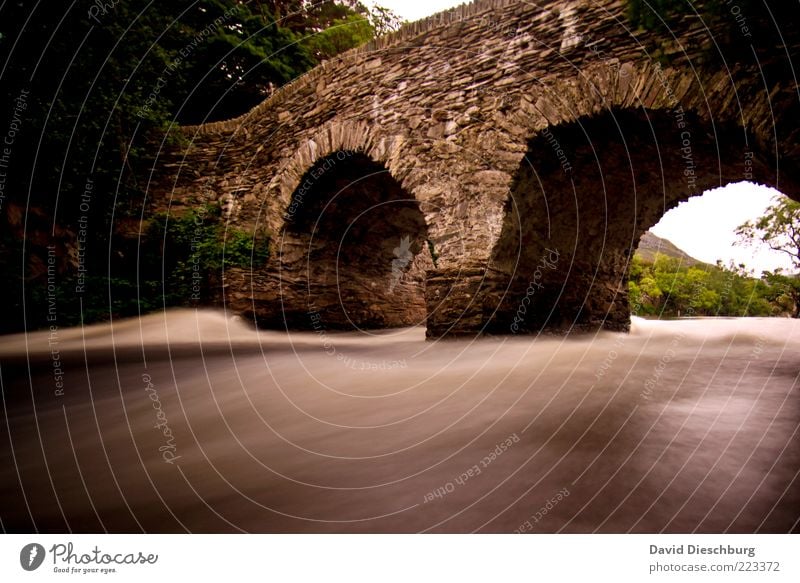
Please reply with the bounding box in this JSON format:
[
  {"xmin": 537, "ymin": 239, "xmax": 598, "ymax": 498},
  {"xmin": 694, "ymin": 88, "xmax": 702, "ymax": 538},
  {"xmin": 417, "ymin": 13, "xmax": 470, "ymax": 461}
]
[{"xmin": 153, "ymin": 0, "xmax": 800, "ymax": 337}]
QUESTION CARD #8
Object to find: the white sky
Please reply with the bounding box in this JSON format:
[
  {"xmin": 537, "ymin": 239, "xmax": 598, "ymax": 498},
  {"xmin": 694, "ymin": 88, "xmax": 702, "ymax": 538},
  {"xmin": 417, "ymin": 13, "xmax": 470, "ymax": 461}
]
[
  {"xmin": 651, "ymin": 182, "xmax": 793, "ymax": 275},
  {"xmin": 368, "ymin": 1, "xmax": 793, "ymax": 276}
]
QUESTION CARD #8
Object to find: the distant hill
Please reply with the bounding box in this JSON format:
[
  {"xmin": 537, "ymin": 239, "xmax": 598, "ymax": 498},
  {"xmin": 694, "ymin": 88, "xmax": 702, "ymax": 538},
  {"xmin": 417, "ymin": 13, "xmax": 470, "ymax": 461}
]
[{"xmin": 636, "ymin": 231, "xmax": 707, "ymax": 266}]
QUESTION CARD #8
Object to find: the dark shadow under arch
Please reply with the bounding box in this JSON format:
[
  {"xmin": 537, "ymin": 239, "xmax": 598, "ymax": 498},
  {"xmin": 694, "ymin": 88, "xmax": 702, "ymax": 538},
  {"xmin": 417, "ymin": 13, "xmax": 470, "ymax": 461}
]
[
  {"xmin": 487, "ymin": 107, "xmax": 799, "ymax": 334},
  {"xmin": 267, "ymin": 151, "xmax": 432, "ymax": 330}
]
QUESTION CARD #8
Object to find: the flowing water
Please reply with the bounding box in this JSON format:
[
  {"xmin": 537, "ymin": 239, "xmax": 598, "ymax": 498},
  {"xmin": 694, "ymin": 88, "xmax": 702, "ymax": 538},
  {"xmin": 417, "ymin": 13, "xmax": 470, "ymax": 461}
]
[{"xmin": 1, "ymin": 310, "xmax": 798, "ymax": 533}]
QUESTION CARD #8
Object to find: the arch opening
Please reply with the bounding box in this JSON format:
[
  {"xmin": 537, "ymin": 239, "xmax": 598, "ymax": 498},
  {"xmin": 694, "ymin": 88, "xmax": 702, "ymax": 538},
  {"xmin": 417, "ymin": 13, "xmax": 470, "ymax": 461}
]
[
  {"xmin": 276, "ymin": 152, "xmax": 432, "ymax": 330},
  {"xmin": 488, "ymin": 107, "xmax": 795, "ymax": 334},
  {"xmin": 631, "ymin": 184, "xmax": 799, "ymax": 319}
]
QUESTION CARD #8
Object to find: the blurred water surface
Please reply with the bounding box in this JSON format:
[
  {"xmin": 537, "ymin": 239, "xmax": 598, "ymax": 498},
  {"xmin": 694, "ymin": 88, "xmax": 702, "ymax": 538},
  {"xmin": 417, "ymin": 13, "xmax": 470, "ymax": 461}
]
[{"xmin": 1, "ymin": 310, "xmax": 797, "ymax": 533}]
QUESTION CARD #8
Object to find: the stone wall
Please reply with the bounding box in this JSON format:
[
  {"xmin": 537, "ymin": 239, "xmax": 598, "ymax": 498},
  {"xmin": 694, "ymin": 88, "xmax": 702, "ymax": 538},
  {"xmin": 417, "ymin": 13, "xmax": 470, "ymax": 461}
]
[{"xmin": 151, "ymin": 0, "xmax": 800, "ymax": 336}]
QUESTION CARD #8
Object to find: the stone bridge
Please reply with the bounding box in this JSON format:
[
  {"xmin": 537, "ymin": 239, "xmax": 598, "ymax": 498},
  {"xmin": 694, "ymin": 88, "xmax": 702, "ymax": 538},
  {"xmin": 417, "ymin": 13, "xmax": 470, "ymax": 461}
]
[{"xmin": 155, "ymin": 0, "xmax": 800, "ymax": 337}]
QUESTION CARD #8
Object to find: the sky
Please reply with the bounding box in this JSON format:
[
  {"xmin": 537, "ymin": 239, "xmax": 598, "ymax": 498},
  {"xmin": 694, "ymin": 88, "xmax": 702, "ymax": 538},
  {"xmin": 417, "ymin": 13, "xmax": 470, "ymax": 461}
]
[
  {"xmin": 368, "ymin": 1, "xmax": 794, "ymax": 275},
  {"xmin": 650, "ymin": 183, "xmax": 792, "ymax": 275}
]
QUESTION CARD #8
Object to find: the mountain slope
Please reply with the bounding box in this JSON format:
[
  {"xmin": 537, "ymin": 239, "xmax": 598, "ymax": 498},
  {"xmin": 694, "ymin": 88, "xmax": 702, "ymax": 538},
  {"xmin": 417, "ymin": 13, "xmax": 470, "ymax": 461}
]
[{"xmin": 636, "ymin": 231, "xmax": 706, "ymax": 266}]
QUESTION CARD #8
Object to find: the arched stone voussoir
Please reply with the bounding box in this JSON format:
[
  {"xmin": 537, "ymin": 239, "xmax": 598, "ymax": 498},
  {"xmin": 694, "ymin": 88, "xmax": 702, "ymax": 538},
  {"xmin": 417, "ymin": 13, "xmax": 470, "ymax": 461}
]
[
  {"xmin": 262, "ymin": 120, "xmax": 413, "ymax": 235},
  {"xmin": 508, "ymin": 60, "xmax": 738, "ymax": 151}
]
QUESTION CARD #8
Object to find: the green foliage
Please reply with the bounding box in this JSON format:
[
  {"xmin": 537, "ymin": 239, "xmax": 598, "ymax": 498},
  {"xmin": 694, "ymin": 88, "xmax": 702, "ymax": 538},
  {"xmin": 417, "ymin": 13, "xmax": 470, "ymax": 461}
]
[
  {"xmin": 303, "ymin": 13, "xmax": 375, "ymax": 60},
  {"xmin": 143, "ymin": 205, "xmax": 271, "ymax": 305},
  {"xmin": 25, "ymin": 274, "xmax": 159, "ymax": 329},
  {"xmin": 761, "ymin": 272, "xmax": 800, "ymax": 318},
  {"xmin": 628, "ymin": 253, "xmax": 779, "ymax": 317},
  {"xmin": 632, "ymin": 193, "xmax": 800, "ymax": 319},
  {"xmin": 736, "ymin": 195, "xmax": 800, "ymax": 317},
  {"xmin": 262, "ymin": 1, "xmax": 403, "ymax": 37},
  {"xmin": 736, "ymin": 196, "xmax": 800, "ymax": 270},
  {"xmin": 169, "ymin": 2, "xmax": 315, "ymax": 124},
  {"xmin": 0, "ymin": 0, "xmax": 398, "ymax": 332},
  {"xmin": 19, "ymin": 205, "xmax": 271, "ymax": 330},
  {"xmin": 0, "ymin": 0, "xmax": 399, "ymax": 220},
  {"xmin": 365, "ymin": 5, "xmax": 405, "ymax": 36}
]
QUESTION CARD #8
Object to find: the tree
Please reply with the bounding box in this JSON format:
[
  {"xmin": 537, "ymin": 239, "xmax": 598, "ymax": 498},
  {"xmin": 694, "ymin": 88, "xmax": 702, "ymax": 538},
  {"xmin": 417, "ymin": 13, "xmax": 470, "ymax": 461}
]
[
  {"xmin": 263, "ymin": 1, "xmax": 403, "ymax": 37},
  {"xmin": 303, "ymin": 12, "xmax": 374, "ymax": 60},
  {"xmin": 627, "ymin": 252, "xmax": 776, "ymax": 318},
  {"xmin": 761, "ymin": 272, "xmax": 800, "ymax": 318},
  {"xmin": 736, "ymin": 196, "xmax": 800, "ymax": 317},
  {"xmin": 736, "ymin": 196, "xmax": 800, "ymax": 269},
  {"xmin": 0, "ymin": 0, "xmax": 402, "ymax": 332},
  {"xmin": 172, "ymin": 1, "xmax": 315, "ymax": 124}
]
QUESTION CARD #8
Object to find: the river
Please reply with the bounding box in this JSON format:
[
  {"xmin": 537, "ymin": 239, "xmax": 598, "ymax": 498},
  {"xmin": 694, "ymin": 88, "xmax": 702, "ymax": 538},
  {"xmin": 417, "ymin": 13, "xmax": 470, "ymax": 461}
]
[{"xmin": 1, "ymin": 310, "xmax": 798, "ymax": 533}]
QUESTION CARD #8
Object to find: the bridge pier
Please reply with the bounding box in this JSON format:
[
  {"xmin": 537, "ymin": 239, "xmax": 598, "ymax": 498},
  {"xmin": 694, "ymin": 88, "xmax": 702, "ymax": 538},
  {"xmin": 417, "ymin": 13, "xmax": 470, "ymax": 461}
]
[
  {"xmin": 424, "ymin": 257, "xmax": 631, "ymax": 339},
  {"xmin": 230, "ymin": 151, "xmax": 436, "ymax": 331},
  {"xmin": 424, "ymin": 267, "xmax": 487, "ymax": 338}
]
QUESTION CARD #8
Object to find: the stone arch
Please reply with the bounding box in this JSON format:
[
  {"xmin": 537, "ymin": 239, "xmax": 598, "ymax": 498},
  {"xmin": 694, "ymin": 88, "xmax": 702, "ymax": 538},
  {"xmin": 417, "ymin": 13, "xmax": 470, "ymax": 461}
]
[
  {"xmin": 253, "ymin": 131, "xmax": 434, "ymax": 331},
  {"xmin": 423, "ymin": 59, "xmax": 765, "ymax": 337},
  {"xmin": 261, "ymin": 120, "xmax": 412, "ymax": 238},
  {"xmin": 455, "ymin": 54, "xmax": 800, "ymax": 335}
]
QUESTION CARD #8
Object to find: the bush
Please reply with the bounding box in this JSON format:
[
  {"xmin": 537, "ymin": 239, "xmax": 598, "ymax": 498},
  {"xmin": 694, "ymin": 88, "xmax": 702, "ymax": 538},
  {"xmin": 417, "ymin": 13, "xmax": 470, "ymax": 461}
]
[
  {"xmin": 142, "ymin": 205, "xmax": 271, "ymax": 306},
  {"xmin": 629, "ymin": 253, "xmax": 779, "ymax": 317}
]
